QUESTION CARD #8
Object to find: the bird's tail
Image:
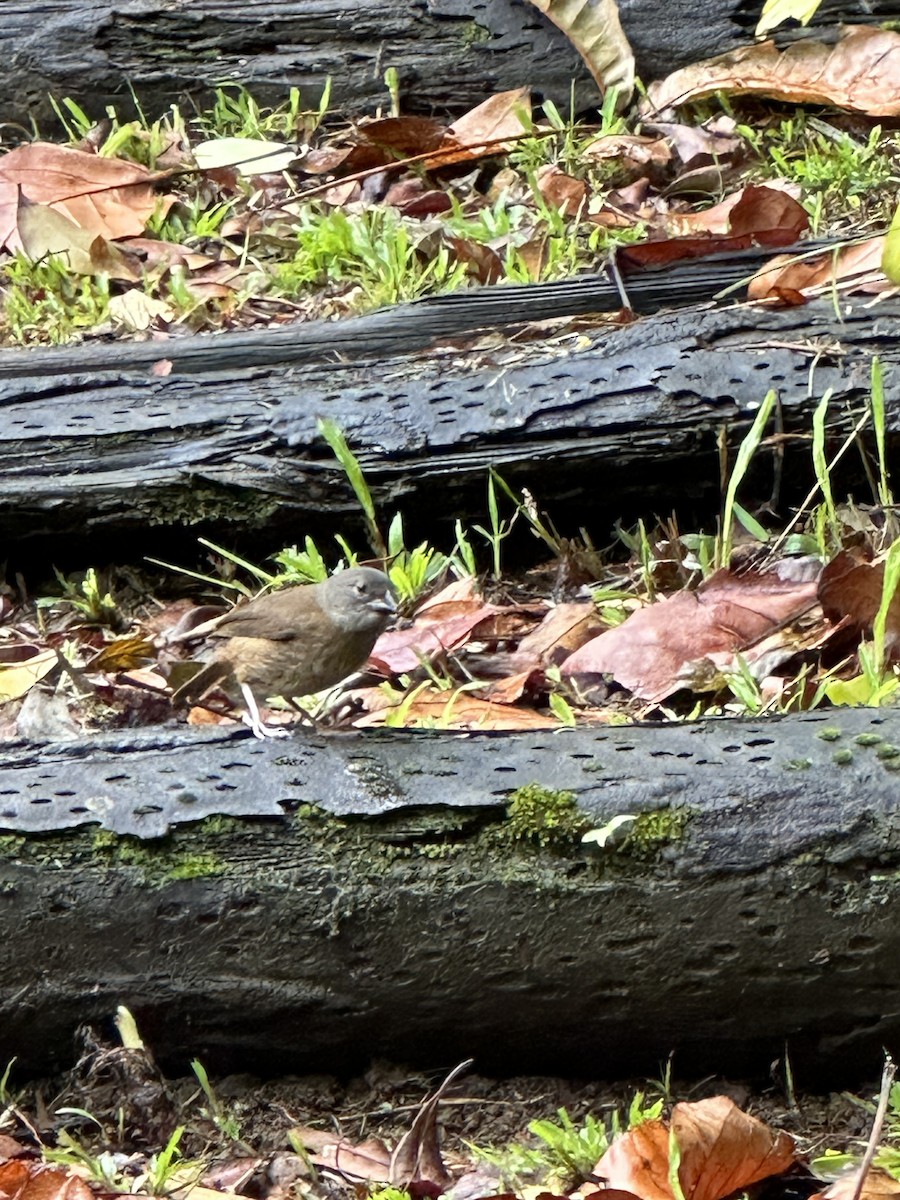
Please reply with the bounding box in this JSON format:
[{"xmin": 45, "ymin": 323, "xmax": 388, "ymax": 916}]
[{"xmin": 170, "ymin": 660, "xmax": 230, "ymax": 705}]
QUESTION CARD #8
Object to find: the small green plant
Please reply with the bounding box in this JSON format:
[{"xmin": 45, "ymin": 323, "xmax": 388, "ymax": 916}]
[
  {"xmin": 317, "ymin": 417, "xmax": 386, "ymax": 557},
  {"xmin": 528, "ymin": 1108, "xmax": 611, "ymax": 1183},
  {"xmin": 1, "ymin": 254, "xmax": 111, "ymax": 345},
  {"xmin": 717, "ymin": 390, "xmax": 777, "ymax": 568},
  {"xmin": 191, "ymin": 1058, "xmax": 243, "ymax": 1142},
  {"xmin": 0, "ymin": 1057, "xmax": 16, "ymax": 1109},
  {"xmin": 38, "ymin": 567, "xmax": 120, "ymax": 628},
  {"xmin": 195, "ymin": 82, "xmax": 332, "ymax": 142},
  {"xmin": 44, "ymin": 1123, "xmax": 128, "ymax": 1189},
  {"xmin": 370, "ymin": 1189, "xmax": 412, "ymax": 1200},
  {"xmin": 470, "ymin": 1094, "xmax": 665, "ymax": 1194},
  {"xmin": 386, "ymin": 513, "xmax": 448, "ymax": 603},
  {"xmin": 272, "ymin": 206, "xmax": 468, "ymax": 311},
  {"xmin": 144, "ymin": 1127, "xmax": 200, "ymax": 1196},
  {"xmin": 473, "ymin": 472, "xmax": 518, "ymax": 580}
]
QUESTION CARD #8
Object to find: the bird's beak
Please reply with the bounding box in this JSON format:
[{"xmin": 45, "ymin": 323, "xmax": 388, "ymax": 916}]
[{"xmin": 371, "ymin": 590, "xmax": 397, "ymax": 614}]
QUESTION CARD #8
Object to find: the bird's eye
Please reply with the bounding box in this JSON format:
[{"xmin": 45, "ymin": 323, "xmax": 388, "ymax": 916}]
[{"xmin": 354, "ymin": 581, "xmax": 366, "ymax": 594}]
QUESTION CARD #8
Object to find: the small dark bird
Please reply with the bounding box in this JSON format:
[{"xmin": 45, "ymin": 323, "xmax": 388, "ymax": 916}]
[{"xmin": 171, "ymin": 567, "xmax": 396, "ymax": 739}]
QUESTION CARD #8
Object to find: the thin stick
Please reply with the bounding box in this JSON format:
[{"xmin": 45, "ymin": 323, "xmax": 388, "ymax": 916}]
[{"xmin": 851, "ymin": 1054, "xmax": 896, "ymax": 1200}]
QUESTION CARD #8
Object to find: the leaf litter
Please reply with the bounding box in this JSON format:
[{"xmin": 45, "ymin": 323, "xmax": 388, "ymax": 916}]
[
  {"xmin": 0, "ymin": 1021, "xmax": 893, "ymax": 1200},
  {"xmin": 3, "ymin": 12, "xmax": 900, "ymax": 342}
]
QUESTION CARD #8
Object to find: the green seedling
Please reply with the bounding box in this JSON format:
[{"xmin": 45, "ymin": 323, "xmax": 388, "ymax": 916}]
[
  {"xmin": 272, "ymin": 537, "xmax": 331, "ymax": 583},
  {"xmin": 191, "ymin": 1058, "xmax": 243, "ymax": 1142},
  {"xmin": 869, "ymin": 357, "xmax": 896, "ymax": 524},
  {"xmin": 1, "ymin": 254, "xmax": 111, "ymax": 345},
  {"xmin": 195, "ymin": 82, "xmax": 331, "ymax": 142},
  {"xmin": 38, "ymin": 567, "xmax": 120, "ymax": 628},
  {"xmin": 718, "ymin": 390, "xmax": 777, "ymax": 569},
  {"xmin": 386, "ymin": 512, "xmax": 449, "ymax": 603},
  {"xmin": 450, "ymin": 519, "xmax": 479, "ymax": 577},
  {"xmin": 819, "ymin": 540, "xmax": 900, "ymax": 707},
  {"xmin": 811, "ymin": 389, "xmax": 840, "ymax": 549},
  {"xmin": 317, "ymin": 417, "xmax": 386, "ymax": 557},
  {"xmin": 473, "ymin": 472, "xmax": 518, "ymax": 581},
  {"xmin": 44, "ymin": 1122, "xmax": 126, "ymax": 1189},
  {"xmin": 528, "ymin": 1108, "xmax": 610, "ymax": 1183},
  {"xmin": 144, "ymin": 1127, "xmax": 202, "ymax": 1196},
  {"xmin": 384, "ymin": 67, "xmax": 401, "ymax": 118}
]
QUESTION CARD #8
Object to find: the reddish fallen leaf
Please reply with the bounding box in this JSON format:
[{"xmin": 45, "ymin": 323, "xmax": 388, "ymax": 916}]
[
  {"xmin": 358, "ymin": 116, "xmax": 447, "ymax": 157},
  {"xmin": 818, "ymin": 549, "xmax": 900, "ymax": 653},
  {"xmin": 622, "ymin": 185, "xmax": 807, "ymax": 268},
  {"xmin": 354, "ymin": 686, "xmax": 561, "ymax": 730},
  {"xmin": 593, "ymin": 1096, "xmax": 796, "ymax": 1200},
  {"xmin": 291, "ymin": 1128, "xmax": 391, "ymax": 1183},
  {"xmin": 150, "ymin": 359, "xmax": 173, "ymax": 377},
  {"xmin": 0, "ymin": 1162, "xmax": 95, "ymax": 1200},
  {"xmin": 447, "ymin": 237, "xmax": 505, "ymax": 284},
  {"xmin": 369, "ymin": 579, "xmax": 502, "ymax": 675},
  {"xmin": 0, "ymin": 143, "xmax": 171, "ymax": 251},
  {"xmin": 515, "ymin": 602, "xmax": 606, "ymax": 666},
  {"xmin": 0, "ymin": 1135, "xmax": 28, "ymax": 1161},
  {"xmin": 648, "ymin": 26, "xmax": 900, "ymax": 117},
  {"xmin": 445, "ymin": 89, "xmax": 531, "ymax": 157},
  {"xmin": 561, "ymin": 567, "xmax": 819, "ymax": 702},
  {"xmin": 748, "ymin": 237, "xmax": 887, "ymax": 301},
  {"xmin": 389, "ymin": 1059, "xmax": 469, "ymax": 1189},
  {"xmin": 479, "ymin": 668, "xmax": 542, "ymax": 704},
  {"xmin": 536, "ymin": 165, "xmax": 587, "ymax": 216}
]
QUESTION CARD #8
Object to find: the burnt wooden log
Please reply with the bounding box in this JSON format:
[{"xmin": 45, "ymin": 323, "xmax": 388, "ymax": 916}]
[
  {"xmin": 1, "ymin": 709, "xmax": 899, "ymax": 1082},
  {"xmin": 3, "ymin": 0, "xmax": 900, "ymax": 134},
  {"xmin": 1, "ymin": 281, "xmax": 898, "ymax": 566}
]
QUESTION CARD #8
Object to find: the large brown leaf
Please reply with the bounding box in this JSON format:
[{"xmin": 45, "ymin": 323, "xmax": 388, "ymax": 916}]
[
  {"xmin": 592, "ymin": 1097, "xmax": 796, "ymax": 1200},
  {"xmin": 0, "ymin": 142, "xmax": 169, "ymax": 251},
  {"xmin": 561, "ymin": 567, "xmax": 819, "ymax": 702},
  {"xmin": 648, "ymin": 26, "xmax": 900, "ymax": 116}
]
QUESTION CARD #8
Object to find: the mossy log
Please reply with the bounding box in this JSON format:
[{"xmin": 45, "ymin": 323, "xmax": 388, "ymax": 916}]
[
  {"xmin": 2, "ymin": 709, "xmax": 900, "ymax": 1082},
  {"xmin": 2, "ymin": 0, "xmax": 898, "ymax": 132}
]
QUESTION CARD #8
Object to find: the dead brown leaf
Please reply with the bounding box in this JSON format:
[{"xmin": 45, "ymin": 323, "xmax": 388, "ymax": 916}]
[
  {"xmin": 354, "ymin": 685, "xmax": 561, "ymax": 730},
  {"xmin": 536, "ymin": 165, "xmax": 588, "ymax": 216},
  {"xmin": 561, "ymin": 567, "xmax": 819, "ymax": 702},
  {"xmin": 748, "ymin": 236, "xmax": 887, "ymax": 301},
  {"xmin": 0, "ymin": 1162, "xmax": 94, "ymax": 1200},
  {"xmin": 648, "ymin": 26, "xmax": 900, "ymax": 116},
  {"xmin": 592, "ymin": 1097, "xmax": 796, "ymax": 1200},
  {"xmin": 525, "ymin": 0, "xmax": 634, "ymax": 100},
  {"xmin": 0, "ymin": 142, "xmax": 171, "ymax": 251},
  {"xmin": 369, "ymin": 580, "xmax": 502, "ymax": 675},
  {"xmin": 291, "ymin": 1128, "xmax": 391, "ymax": 1183},
  {"xmin": 818, "ymin": 549, "xmax": 900, "ymax": 652}
]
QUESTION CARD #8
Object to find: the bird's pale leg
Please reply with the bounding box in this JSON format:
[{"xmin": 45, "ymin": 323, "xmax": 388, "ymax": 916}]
[{"xmin": 239, "ymin": 682, "xmax": 290, "ymax": 740}]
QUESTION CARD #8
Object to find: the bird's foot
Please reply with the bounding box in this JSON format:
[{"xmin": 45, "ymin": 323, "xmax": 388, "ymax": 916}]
[{"xmin": 241, "ymin": 711, "xmax": 291, "ymax": 740}]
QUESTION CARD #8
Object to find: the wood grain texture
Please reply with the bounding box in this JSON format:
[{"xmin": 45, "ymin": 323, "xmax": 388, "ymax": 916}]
[{"xmin": 0, "ymin": 711, "xmax": 898, "ymax": 1081}]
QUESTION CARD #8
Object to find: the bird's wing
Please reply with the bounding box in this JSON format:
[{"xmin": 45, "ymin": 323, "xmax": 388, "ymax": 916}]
[{"xmin": 210, "ymin": 586, "xmax": 322, "ymax": 642}]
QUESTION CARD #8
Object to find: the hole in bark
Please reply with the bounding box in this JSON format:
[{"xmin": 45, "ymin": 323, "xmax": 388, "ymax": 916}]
[{"xmin": 745, "ymin": 737, "xmax": 775, "ymax": 747}]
